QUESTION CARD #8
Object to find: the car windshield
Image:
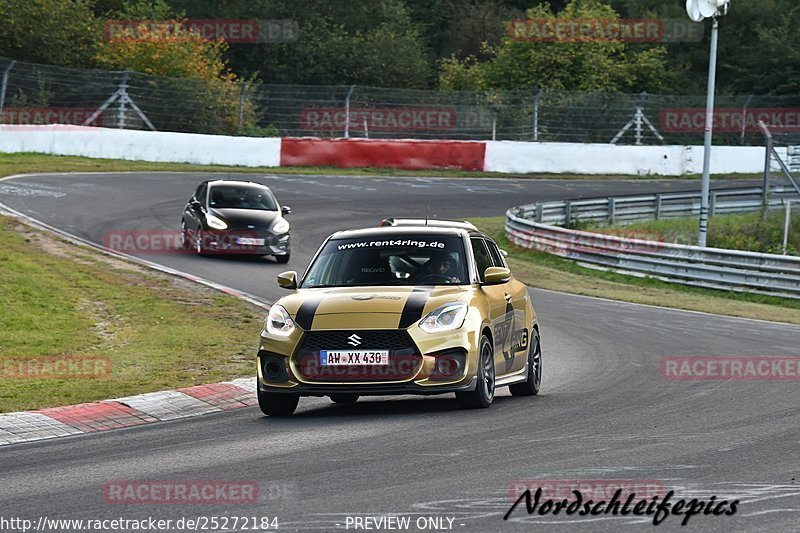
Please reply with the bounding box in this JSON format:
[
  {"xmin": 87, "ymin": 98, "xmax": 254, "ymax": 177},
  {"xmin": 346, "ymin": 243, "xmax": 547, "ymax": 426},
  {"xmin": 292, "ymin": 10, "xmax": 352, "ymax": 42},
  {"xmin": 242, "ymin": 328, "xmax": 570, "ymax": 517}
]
[
  {"xmin": 302, "ymin": 235, "xmax": 469, "ymax": 287},
  {"xmin": 208, "ymin": 185, "xmax": 277, "ymax": 211}
]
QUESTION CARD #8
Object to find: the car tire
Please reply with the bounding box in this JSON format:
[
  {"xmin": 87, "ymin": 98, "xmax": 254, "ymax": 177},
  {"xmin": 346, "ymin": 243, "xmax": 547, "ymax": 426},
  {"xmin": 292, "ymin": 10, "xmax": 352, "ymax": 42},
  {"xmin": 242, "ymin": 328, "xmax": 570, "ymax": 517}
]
[
  {"xmin": 274, "ymin": 253, "xmax": 290, "ymax": 264},
  {"xmin": 180, "ymin": 221, "xmax": 190, "ymax": 250},
  {"xmin": 330, "ymin": 394, "xmax": 359, "ymax": 404},
  {"xmin": 509, "ymin": 327, "xmax": 541, "ymax": 397},
  {"xmin": 257, "ymin": 389, "xmax": 299, "ymax": 417},
  {"xmin": 194, "ymin": 229, "xmax": 205, "ymax": 256},
  {"xmin": 456, "ymin": 335, "xmax": 495, "ymax": 409}
]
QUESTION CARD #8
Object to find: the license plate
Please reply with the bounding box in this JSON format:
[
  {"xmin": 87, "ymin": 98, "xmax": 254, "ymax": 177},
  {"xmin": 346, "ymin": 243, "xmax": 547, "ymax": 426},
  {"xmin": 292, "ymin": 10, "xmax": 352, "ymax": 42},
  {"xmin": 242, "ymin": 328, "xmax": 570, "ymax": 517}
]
[
  {"xmin": 236, "ymin": 237, "xmax": 265, "ymax": 246},
  {"xmin": 320, "ymin": 350, "xmax": 389, "ymax": 365}
]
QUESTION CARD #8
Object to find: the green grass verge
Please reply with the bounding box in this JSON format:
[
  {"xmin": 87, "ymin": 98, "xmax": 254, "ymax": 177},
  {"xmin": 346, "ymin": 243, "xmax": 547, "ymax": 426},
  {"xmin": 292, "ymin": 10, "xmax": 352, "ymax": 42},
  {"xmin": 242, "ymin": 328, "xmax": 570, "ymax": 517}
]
[
  {"xmin": 470, "ymin": 216, "xmax": 800, "ymax": 325},
  {"xmin": 591, "ymin": 210, "xmax": 800, "ymax": 256},
  {"xmin": 0, "ymin": 152, "xmax": 761, "ymax": 181},
  {"xmin": 0, "ymin": 215, "xmax": 265, "ymax": 413}
]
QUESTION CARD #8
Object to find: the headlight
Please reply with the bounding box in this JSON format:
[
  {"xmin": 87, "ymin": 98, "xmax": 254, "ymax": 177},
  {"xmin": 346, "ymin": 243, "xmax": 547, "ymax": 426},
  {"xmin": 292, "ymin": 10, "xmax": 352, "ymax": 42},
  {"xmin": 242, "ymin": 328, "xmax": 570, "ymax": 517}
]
[
  {"xmin": 206, "ymin": 213, "xmax": 228, "ymax": 230},
  {"xmin": 272, "ymin": 218, "xmax": 290, "ymax": 234},
  {"xmin": 264, "ymin": 304, "xmax": 295, "ymax": 336},
  {"xmin": 419, "ymin": 302, "xmax": 468, "ymax": 333}
]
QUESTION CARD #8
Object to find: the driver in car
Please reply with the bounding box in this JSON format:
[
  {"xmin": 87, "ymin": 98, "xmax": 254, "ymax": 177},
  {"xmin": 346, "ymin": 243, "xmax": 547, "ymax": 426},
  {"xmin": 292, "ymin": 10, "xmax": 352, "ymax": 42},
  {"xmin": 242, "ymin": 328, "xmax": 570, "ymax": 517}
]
[{"xmin": 416, "ymin": 251, "xmax": 462, "ymax": 284}]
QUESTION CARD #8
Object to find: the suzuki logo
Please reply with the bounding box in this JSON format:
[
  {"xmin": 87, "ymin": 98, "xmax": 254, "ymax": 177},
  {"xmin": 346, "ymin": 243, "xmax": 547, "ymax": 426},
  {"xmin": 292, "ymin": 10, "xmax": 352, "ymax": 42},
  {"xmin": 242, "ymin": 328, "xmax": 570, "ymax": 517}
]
[{"xmin": 347, "ymin": 334, "xmax": 362, "ymax": 347}]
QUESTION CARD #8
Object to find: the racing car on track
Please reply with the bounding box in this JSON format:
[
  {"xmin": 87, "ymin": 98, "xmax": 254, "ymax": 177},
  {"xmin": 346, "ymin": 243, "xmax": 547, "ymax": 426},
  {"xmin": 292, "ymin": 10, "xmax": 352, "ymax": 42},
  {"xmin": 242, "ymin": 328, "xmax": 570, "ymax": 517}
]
[
  {"xmin": 256, "ymin": 221, "xmax": 542, "ymax": 416},
  {"xmin": 180, "ymin": 180, "xmax": 291, "ymax": 262}
]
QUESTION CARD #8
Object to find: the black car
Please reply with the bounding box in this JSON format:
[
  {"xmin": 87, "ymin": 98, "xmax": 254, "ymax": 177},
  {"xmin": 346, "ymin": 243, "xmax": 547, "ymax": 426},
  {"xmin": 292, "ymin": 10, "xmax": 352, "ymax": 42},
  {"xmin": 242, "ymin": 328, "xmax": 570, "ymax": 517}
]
[{"xmin": 181, "ymin": 180, "xmax": 291, "ymax": 262}]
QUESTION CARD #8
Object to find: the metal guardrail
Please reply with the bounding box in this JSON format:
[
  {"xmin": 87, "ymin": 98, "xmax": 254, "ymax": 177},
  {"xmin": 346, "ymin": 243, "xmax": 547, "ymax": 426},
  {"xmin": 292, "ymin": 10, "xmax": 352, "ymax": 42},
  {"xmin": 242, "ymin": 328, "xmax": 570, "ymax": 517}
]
[
  {"xmin": 515, "ymin": 187, "xmax": 799, "ymax": 227},
  {"xmin": 506, "ymin": 187, "xmax": 800, "ymax": 299}
]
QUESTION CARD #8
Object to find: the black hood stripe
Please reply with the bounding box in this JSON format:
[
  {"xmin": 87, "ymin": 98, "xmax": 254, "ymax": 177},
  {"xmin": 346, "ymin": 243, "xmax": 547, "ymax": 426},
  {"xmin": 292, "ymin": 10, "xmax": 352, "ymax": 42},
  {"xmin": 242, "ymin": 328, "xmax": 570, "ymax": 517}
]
[
  {"xmin": 295, "ymin": 292, "xmax": 327, "ymax": 330},
  {"xmin": 399, "ymin": 287, "xmax": 434, "ymax": 329}
]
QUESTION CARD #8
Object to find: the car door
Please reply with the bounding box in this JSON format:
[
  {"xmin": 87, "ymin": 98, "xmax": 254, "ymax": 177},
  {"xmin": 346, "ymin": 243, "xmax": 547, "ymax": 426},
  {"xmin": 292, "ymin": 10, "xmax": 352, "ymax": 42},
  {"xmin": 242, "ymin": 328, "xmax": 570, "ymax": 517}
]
[
  {"xmin": 471, "ymin": 237, "xmax": 515, "ymax": 376},
  {"xmin": 486, "ymin": 239, "xmax": 529, "ymax": 374}
]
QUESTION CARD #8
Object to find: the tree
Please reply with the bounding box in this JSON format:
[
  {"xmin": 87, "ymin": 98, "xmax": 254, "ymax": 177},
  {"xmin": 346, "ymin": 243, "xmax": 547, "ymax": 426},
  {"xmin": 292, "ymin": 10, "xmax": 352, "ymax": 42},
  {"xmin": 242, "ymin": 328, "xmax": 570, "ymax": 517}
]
[
  {"xmin": 168, "ymin": 0, "xmax": 432, "ymax": 88},
  {"xmin": 0, "ymin": 0, "xmax": 101, "ymax": 67},
  {"xmin": 94, "ymin": 0, "xmax": 256, "ymax": 134},
  {"xmin": 439, "ymin": 0, "xmax": 671, "ymax": 93}
]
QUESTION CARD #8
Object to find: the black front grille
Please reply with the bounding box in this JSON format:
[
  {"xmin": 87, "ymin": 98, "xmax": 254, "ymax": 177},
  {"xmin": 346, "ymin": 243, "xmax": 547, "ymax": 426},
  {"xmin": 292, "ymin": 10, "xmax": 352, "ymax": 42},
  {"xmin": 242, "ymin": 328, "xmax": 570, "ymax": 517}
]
[
  {"xmin": 294, "ymin": 330, "xmax": 421, "ymax": 382},
  {"xmin": 298, "ymin": 330, "xmax": 415, "ymax": 352}
]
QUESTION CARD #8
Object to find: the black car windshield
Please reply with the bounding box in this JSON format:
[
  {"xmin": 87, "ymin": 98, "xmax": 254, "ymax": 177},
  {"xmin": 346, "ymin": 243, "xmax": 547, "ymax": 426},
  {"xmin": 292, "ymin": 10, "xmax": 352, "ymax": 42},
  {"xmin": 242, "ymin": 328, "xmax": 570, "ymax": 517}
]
[
  {"xmin": 208, "ymin": 185, "xmax": 277, "ymax": 211},
  {"xmin": 302, "ymin": 235, "xmax": 469, "ymax": 287}
]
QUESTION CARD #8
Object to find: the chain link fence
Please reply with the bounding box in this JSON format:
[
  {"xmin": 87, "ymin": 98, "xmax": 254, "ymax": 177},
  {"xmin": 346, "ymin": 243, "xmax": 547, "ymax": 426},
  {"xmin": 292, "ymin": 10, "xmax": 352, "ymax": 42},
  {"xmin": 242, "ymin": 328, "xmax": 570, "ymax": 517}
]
[{"xmin": 2, "ymin": 56, "xmax": 800, "ymax": 146}]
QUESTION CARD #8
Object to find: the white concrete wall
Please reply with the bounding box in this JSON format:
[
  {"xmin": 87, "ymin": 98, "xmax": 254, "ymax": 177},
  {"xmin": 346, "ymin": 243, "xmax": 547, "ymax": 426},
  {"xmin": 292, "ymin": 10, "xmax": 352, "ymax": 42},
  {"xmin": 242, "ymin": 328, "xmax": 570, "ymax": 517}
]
[
  {"xmin": 0, "ymin": 125, "xmax": 281, "ymax": 168},
  {"xmin": 0, "ymin": 126, "xmax": 781, "ymax": 176},
  {"xmin": 484, "ymin": 140, "xmax": 777, "ymax": 176}
]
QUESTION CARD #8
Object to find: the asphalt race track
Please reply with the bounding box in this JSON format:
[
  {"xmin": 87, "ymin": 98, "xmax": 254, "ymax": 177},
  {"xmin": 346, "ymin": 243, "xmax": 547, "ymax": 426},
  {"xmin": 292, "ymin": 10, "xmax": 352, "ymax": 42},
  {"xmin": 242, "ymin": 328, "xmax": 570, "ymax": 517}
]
[{"xmin": 1, "ymin": 172, "xmax": 799, "ymax": 532}]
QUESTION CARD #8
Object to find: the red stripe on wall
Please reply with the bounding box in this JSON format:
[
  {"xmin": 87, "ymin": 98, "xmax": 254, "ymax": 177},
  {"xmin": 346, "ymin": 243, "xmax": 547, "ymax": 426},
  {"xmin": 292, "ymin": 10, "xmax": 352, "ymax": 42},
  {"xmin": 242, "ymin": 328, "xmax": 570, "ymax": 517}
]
[{"xmin": 280, "ymin": 138, "xmax": 486, "ymax": 171}]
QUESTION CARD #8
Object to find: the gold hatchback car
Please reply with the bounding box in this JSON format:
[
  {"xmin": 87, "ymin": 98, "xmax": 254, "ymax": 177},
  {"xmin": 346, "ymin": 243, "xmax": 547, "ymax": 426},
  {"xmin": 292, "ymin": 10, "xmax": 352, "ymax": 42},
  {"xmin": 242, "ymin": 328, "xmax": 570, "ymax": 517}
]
[{"xmin": 256, "ymin": 221, "xmax": 542, "ymax": 416}]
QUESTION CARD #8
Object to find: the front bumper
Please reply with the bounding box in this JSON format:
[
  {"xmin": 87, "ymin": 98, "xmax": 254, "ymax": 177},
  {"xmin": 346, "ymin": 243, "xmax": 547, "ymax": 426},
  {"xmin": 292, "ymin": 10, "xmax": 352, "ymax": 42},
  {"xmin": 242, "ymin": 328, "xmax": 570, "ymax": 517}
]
[
  {"xmin": 258, "ymin": 376, "xmax": 478, "ymax": 397},
  {"xmin": 257, "ymin": 326, "xmax": 480, "ymax": 396},
  {"xmin": 201, "ymin": 230, "xmax": 290, "ymax": 255}
]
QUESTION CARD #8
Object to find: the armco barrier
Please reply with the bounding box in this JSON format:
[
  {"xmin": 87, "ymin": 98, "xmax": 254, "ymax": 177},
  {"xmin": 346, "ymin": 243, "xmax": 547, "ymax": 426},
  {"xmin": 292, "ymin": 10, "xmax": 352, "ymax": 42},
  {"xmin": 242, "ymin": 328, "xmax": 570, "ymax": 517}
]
[
  {"xmin": 0, "ymin": 125, "xmax": 788, "ymax": 175},
  {"xmin": 279, "ymin": 138, "xmax": 486, "ymax": 171},
  {"xmin": 519, "ymin": 187, "xmax": 800, "ymax": 226},
  {"xmin": 507, "ymin": 190, "xmax": 800, "ymax": 298}
]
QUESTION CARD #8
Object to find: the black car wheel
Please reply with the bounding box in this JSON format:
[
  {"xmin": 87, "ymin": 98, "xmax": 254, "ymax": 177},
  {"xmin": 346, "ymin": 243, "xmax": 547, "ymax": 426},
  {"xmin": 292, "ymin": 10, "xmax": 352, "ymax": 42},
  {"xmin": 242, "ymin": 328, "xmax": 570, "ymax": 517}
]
[
  {"xmin": 456, "ymin": 335, "xmax": 495, "ymax": 409},
  {"xmin": 330, "ymin": 394, "xmax": 359, "ymax": 404},
  {"xmin": 194, "ymin": 229, "xmax": 205, "ymax": 255},
  {"xmin": 274, "ymin": 253, "xmax": 290, "ymax": 264},
  {"xmin": 509, "ymin": 327, "xmax": 541, "ymax": 397},
  {"xmin": 258, "ymin": 388, "xmax": 299, "ymax": 417},
  {"xmin": 180, "ymin": 221, "xmax": 190, "ymax": 250}
]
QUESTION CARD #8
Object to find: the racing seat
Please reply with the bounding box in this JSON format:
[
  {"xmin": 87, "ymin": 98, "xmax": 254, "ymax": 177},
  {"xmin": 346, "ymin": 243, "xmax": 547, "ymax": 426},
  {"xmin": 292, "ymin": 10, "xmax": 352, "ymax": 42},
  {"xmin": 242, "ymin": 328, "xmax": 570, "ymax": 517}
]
[{"xmin": 347, "ymin": 252, "xmax": 392, "ymax": 285}]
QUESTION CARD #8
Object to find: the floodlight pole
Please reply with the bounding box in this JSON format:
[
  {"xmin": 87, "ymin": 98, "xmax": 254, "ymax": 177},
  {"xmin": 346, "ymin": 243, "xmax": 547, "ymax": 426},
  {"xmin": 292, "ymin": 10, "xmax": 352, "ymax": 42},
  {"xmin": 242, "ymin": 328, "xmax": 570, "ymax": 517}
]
[{"xmin": 698, "ymin": 16, "xmax": 719, "ymax": 247}]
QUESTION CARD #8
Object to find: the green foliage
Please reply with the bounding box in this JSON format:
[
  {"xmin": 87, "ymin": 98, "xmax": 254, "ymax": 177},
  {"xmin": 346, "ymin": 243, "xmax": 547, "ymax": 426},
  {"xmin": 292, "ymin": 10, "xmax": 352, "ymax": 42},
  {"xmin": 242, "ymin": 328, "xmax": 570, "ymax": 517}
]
[
  {"xmin": 439, "ymin": 0, "xmax": 671, "ymax": 92},
  {"xmin": 237, "ymin": 123, "xmax": 280, "ymax": 137},
  {"xmin": 0, "ymin": 0, "xmax": 101, "ymax": 67}
]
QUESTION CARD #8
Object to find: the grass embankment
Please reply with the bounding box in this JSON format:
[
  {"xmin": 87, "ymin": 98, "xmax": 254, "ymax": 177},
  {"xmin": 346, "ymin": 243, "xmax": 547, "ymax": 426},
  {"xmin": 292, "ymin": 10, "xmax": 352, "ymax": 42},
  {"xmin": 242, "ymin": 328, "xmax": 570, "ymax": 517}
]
[
  {"xmin": 471, "ymin": 216, "xmax": 800, "ymax": 325},
  {"xmin": 592, "ymin": 210, "xmax": 800, "ymax": 256},
  {"xmin": 0, "ymin": 152, "xmax": 761, "ymax": 181},
  {"xmin": 0, "ymin": 215, "xmax": 265, "ymax": 412}
]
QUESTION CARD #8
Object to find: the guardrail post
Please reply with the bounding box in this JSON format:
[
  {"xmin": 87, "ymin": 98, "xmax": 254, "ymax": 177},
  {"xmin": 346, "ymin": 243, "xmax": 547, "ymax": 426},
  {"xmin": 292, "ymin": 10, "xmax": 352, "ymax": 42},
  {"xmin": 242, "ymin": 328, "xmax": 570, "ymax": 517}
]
[
  {"xmin": 564, "ymin": 201, "xmax": 572, "ymax": 226},
  {"xmin": 344, "ymin": 84, "xmax": 356, "ymax": 138},
  {"xmin": 237, "ymin": 81, "xmax": 247, "ymax": 132},
  {"xmin": 609, "ymin": 198, "xmax": 616, "ymax": 225},
  {"xmin": 655, "ymin": 194, "xmax": 662, "ymax": 220},
  {"xmin": 0, "ymin": 60, "xmax": 17, "ymax": 120},
  {"xmin": 761, "ymin": 121, "xmax": 772, "ymax": 207},
  {"xmin": 532, "ymin": 88, "xmax": 542, "ymax": 141},
  {"xmin": 535, "ymin": 204, "xmax": 543, "ymax": 223},
  {"xmin": 710, "ymin": 192, "xmax": 717, "ymax": 216}
]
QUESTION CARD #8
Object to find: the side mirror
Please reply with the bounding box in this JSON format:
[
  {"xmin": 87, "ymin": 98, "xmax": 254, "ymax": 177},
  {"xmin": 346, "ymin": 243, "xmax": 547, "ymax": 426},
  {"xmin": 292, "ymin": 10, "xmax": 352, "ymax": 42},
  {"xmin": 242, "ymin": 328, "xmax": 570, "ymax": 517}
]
[
  {"xmin": 190, "ymin": 199, "xmax": 201, "ymax": 209},
  {"xmin": 281, "ymin": 206, "xmax": 292, "ymax": 215},
  {"xmin": 277, "ymin": 271, "xmax": 298, "ymax": 290},
  {"xmin": 483, "ymin": 266, "xmax": 511, "ymax": 285},
  {"xmin": 499, "ymin": 249, "xmax": 509, "ymax": 257}
]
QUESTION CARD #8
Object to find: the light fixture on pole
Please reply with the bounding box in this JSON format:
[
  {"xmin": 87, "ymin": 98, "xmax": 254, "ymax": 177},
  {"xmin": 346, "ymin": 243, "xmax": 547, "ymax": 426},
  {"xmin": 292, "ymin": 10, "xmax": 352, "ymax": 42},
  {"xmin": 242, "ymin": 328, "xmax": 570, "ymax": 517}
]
[{"xmin": 686, "ymin": 0, "xmax": 731, "ymax": 247}]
